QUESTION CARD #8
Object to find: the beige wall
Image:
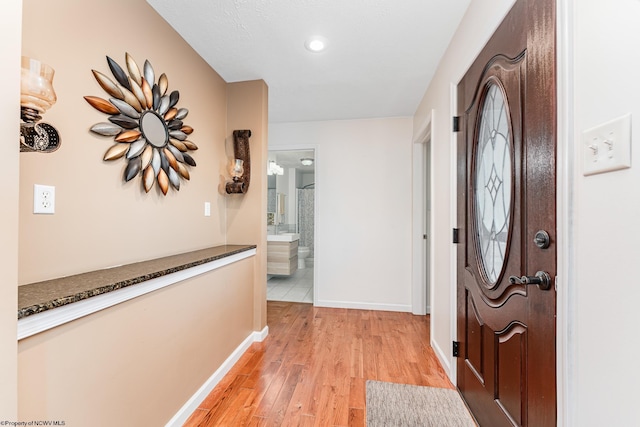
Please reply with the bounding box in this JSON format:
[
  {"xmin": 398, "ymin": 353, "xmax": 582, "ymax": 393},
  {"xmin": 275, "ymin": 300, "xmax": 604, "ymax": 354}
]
[
  {"xmin": 17, "ymin": 0, "xmax": 268, "ymax": 422},
  {"xmin": 0, "ymin": 0, "xmax": 21, "ymax": 419},
  {"xmin": 226, "ymin": 81, "xmax": 269, "ymax": 330},
  {"xmin": 18, "ymin": 257, "xmax": 255, "ymax": 426},
  {"xmin": 20, "ymin": 0, "xmax": 228, "ymax": 284}
]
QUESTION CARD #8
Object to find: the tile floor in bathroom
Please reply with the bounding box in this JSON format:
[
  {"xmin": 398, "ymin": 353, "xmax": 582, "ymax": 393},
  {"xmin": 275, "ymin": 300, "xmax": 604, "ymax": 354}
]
[{"xmin": 267, "ymin": 265, "xmax": 313, "ymax": 303}]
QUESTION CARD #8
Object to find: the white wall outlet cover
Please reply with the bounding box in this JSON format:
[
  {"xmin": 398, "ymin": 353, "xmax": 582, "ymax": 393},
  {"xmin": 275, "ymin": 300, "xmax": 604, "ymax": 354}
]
[
  {"xmin": 582, "ymin": 113, "xmax": 632, "ymax": 176},
  {"xmin": 34, "ymin": 184, "xmax": 55, "ymax": 214}
]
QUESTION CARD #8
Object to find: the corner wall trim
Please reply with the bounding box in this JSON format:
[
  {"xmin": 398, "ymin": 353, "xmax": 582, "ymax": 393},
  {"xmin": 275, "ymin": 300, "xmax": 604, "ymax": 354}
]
[
  {"xmin": 254, "ymin": 325, "xmax": 269, "ymax": 342},
  {"xmin": 165, "ymin": 326, "xmax": 269, "ymax": 427},
  {"xmin": 17, "ymin": 249, "xmax": 257, "ymax": 340},
  {"xmin": 431, "ymin": 335, "xmax": 452, "ymax": 377}
]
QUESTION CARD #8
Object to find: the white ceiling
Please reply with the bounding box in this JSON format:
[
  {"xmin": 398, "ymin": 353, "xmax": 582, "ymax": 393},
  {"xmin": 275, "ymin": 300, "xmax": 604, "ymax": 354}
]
[
  {"xmin": 269, "ymin": 149, "xmax": 315, "ymax": 170},
  {"xmin": 146, "ymin": 0, "xmax": 470, "ymax": 123}
]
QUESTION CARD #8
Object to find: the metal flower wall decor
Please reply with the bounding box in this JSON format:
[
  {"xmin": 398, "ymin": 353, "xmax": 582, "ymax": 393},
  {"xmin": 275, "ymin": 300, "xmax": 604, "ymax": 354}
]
[{"xmin": 85, "ymin": 53, "xmax": 197, "ymax": 195}]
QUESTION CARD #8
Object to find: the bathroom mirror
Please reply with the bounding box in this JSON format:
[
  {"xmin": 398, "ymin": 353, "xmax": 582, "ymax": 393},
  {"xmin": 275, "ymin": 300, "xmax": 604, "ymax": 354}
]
[{"xmin": 266, "ymin": 149, "xmax": 315, "ymax": 236}]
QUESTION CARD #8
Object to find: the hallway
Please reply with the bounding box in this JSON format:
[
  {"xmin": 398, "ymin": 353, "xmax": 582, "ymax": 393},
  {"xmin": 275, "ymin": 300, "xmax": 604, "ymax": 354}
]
[{"xmin": 183, "ymin": 301, "xmax": 453, "ymax": 426}]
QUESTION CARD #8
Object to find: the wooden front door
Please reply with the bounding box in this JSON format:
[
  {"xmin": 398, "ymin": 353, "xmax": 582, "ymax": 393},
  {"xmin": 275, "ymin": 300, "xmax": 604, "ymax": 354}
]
[{"xmin": 456, "ymin": 0, "xmax": 556, "ymax": 426}]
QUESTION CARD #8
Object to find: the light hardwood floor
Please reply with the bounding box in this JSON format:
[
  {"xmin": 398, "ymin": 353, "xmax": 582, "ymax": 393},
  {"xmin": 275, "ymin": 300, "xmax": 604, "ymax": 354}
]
[{"xmin": 183, "ymin": 301, "xmax": 453, "ymax": 426}]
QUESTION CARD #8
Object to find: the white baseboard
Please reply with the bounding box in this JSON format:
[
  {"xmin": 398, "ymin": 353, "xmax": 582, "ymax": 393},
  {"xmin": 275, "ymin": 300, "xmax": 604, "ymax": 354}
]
[
  {"xmin": 314, "ymin": 299, "xmax": 412, "ymax": 313},
  {"xmin": 165, "ymin": 326, "xmax": 269, "ymax": 427},
  {"xmin": 431, "ymin": 336, "xmax": 452, "ymax": 379},
  {"xmin": 254, "ymin": 325, "xmax": 269, "ymax": 342}
]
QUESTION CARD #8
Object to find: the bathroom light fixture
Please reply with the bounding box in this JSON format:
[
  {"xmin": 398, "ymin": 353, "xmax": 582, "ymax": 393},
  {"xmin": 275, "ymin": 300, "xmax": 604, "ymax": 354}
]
[
  {"xmin": 300, "ymin": 158, "xmax": 314, "ymax": 166},
  {"xmin": 267, "ymin": 160, "xmax": 284, "ymax": 176},
  {"xmin": 305, "ymin": 36, "xmax": 328, "ymax": 53},
  {"xmin": 20, "ymin": 56, "xmax": 61, "ymax": 152}
]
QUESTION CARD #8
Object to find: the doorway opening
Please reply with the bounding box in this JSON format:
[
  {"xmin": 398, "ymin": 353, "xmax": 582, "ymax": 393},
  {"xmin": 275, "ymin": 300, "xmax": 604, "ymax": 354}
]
[{"xmin": 266, "ymin": 149, "xmax": 315, "ymax": 304}]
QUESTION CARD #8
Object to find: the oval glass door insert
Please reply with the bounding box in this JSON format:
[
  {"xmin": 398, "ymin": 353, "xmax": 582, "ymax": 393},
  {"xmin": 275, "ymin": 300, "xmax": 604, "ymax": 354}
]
[{"xmin": 474, "ymin": 82, "xmax": 512, "ymax": 284}]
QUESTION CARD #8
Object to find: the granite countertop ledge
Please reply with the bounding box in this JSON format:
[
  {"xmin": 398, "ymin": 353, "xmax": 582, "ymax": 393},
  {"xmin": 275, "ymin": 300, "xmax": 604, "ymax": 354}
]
[{"xmin": 18, "ymin": 244, "xmax": 256, "ymax": 320}]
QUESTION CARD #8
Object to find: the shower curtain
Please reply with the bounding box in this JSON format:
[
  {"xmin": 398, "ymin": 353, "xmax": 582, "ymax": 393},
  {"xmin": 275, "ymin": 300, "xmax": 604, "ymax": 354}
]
[{"xmin": 297, "ymin": 188, "xmax": 314, "ymax": 252}]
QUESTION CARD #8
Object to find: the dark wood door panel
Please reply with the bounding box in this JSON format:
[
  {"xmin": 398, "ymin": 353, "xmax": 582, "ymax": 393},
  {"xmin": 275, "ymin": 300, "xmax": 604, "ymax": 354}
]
[
  {"xmin": 462, "ymin": 288, "xmax": 529, "ymax": 426},
  {"xmin": 462, "ymin": 322, "xmax": 522, "ymax": 426},
  {"xmin": 462, "ymin": 268, "xmax": 528, "ymax": 331},
  {"xmin": 456, "ymin": 1, "xmax": 556, "ymax": 426},
  {"xmin": 495, "ymin": 322, "xmax": 527, "ymax": 425}
]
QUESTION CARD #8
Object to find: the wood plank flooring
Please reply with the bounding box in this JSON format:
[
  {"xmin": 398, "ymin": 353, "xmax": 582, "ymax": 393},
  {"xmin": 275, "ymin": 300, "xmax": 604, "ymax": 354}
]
[{"xmin": 183, "ymin": 301, "xmax": 453, "ymax": 426}]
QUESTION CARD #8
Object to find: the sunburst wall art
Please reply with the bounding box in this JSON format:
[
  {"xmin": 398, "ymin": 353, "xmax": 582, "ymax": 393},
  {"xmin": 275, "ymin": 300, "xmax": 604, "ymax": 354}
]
[{"xmin": 84, "ymin": 53, "xmax": 197, "ymax": 195}]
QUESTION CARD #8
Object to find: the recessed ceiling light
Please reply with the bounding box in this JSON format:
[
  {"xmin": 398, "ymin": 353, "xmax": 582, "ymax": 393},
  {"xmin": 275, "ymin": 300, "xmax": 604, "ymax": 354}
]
[{"xmin": 305, "ymin": 36, "xmax": 327, "ymax": 53}]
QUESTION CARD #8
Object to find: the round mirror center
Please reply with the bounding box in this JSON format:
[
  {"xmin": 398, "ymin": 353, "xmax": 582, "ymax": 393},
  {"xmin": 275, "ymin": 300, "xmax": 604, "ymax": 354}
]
[{"xmin": 140, "ymin": 111, "xmax": 168, "ymax": 148}]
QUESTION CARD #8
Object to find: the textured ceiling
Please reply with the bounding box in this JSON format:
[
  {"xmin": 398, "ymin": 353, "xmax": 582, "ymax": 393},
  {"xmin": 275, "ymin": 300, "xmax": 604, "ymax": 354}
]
[{"xmin": 147, "ymin": 0, "xmax": 470, "ymax": 123}]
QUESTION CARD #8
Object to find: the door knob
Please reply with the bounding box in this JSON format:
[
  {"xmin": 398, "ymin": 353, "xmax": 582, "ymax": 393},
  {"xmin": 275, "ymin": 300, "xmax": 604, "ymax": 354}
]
[{"xmin": 508, "ymin": 271, "xmax": 552, "ymax": 290}]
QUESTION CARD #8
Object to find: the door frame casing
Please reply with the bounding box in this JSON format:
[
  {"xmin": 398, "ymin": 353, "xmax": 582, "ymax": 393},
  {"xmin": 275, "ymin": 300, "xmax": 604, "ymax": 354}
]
[
  {"xmin": 412, "ymin": 109, "xmax": 434, "ymax": 315},
  {"xmin": 450, "ymin": 82, "xmax": 459, "ymax": 386},
  {"xmin": 555, "ymin": 0, "xmax": 573, "ymax": 425},
  {"xmin": 267, "ymin": 144, "xmax": 319, "ymax": 304}
]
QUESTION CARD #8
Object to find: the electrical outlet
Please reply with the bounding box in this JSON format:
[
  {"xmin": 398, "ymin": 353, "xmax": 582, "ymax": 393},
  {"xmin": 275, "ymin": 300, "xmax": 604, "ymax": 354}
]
[
  {"xmin": 204, "ymin": 201, "xmax": 211, "ymax": 217},
  {"xmin": 34, "ymin": 184, "xmax": 55, "ymax": 214}
]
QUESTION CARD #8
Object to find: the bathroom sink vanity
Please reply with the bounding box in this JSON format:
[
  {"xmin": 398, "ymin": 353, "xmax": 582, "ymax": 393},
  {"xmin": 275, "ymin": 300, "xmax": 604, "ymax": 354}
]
[{"xmin": 267, "ymin": 233, "xmax": 299, "ymax": 275}]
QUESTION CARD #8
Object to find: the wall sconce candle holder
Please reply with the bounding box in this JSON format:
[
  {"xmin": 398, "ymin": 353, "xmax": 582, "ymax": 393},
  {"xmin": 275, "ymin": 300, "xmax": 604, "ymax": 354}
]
[
  {"xmin": 226, "ymin": 130, "xmax": 251, "ymax": 194},
  {"xmin": 20, "ymin": 57, "xmax": 61, "ymax": 153},
  {"xmin": 230, "ymin": 159, "xmax": 244, "ymax": 181}
]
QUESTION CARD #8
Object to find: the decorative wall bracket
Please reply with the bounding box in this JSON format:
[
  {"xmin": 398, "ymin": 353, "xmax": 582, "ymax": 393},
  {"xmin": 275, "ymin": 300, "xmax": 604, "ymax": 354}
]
[{"xmin": 226, "ymin": 130, "xmax": 251, "ymax": 194}]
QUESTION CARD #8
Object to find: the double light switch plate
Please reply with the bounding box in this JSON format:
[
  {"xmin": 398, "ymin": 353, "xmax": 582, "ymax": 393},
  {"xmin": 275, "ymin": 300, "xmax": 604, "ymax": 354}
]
[{"xmin": 582, "ymin": 113, "xmax": 632, "ymax": 176}]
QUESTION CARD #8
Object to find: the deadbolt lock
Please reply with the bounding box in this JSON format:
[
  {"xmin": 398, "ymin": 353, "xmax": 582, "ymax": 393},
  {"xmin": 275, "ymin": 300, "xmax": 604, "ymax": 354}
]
[{"xmin": 534, "ymin": 230, "xmax": 551, "ymax": 249}]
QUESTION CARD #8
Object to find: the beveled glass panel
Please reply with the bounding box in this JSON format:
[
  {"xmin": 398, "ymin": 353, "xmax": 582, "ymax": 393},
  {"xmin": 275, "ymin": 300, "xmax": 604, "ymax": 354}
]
[{"xmin": 475, "ymin": 83, "xmax": 512, "ymax": 284}]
